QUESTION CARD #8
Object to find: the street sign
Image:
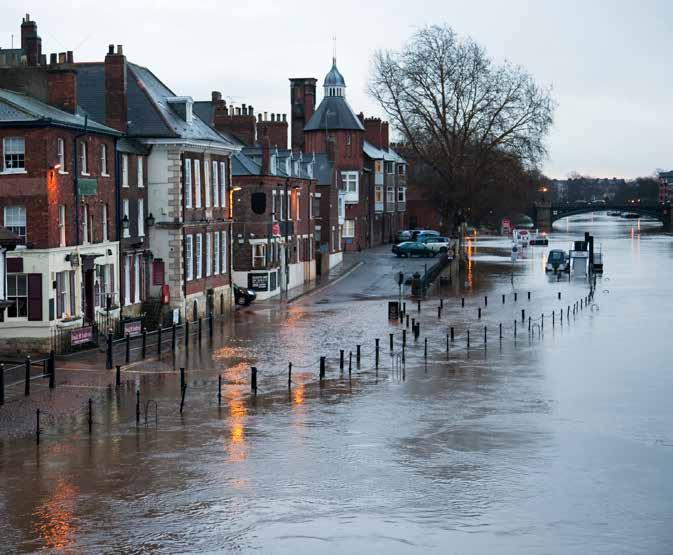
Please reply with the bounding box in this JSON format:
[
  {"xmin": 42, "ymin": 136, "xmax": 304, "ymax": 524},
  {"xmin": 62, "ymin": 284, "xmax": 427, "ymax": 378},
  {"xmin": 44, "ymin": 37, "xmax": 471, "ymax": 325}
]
[{"xmin": 388, "ymin": 301, "xmax": 400, "ymax": 321}]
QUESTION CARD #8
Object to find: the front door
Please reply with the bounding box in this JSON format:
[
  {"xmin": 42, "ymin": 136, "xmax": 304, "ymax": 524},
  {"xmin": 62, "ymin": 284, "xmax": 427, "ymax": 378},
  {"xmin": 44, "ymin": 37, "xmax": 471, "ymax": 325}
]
[{"xmin": 84, "ymin": 269, "xmax": 95, "ymax": 323}]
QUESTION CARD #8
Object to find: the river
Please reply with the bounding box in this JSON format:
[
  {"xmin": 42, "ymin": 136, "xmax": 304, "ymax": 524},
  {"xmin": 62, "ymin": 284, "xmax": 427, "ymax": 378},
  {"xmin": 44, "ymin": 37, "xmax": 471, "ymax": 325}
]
[{"xmin": 1, "ymin": 213, "xmax": 671, "ymax": 554}]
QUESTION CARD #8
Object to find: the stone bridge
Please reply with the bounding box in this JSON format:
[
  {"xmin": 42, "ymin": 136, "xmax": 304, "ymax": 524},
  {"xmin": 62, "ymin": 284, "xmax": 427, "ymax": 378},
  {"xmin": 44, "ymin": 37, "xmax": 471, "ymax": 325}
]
[{"xmin": 531, "ymin": 202, "xmax": 672, "ymax": 231}]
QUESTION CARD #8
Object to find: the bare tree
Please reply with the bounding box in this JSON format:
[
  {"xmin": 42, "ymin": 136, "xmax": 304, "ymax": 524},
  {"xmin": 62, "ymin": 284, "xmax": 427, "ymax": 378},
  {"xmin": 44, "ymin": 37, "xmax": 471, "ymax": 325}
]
[{"xmin": 369, "ymin": 25, "xmax": 555, "ymax": 226}]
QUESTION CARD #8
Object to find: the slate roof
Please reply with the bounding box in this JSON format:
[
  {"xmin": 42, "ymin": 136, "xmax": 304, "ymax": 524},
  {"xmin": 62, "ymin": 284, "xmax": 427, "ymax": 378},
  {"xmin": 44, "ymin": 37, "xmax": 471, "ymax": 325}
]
[
  {"xmin": 76, "ymin": 62, "xmax": 236, "ymax": 147},
  {"xmin": 363, "ymin": 140, "xmax": 407, "ymax": 164},
  {"xmin": 304, "ymin": 95, "xmax": 365, "ymax": 132},
  {"xmin": 232, "ymin": 147, "xmax": 332, "ymax": 184},
  {"xmin": 192, "ymin": 101, "xmax": 213, "ymax": 126},
  {"xmin": 0, "ymin": 88, "xmax": 119, "ymax": 134}
]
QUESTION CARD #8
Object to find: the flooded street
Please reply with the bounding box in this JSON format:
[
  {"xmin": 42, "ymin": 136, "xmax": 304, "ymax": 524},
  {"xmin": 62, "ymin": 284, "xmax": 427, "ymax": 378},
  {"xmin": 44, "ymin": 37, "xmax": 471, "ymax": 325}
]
[{"xmin": 2, "ymin": 214, "xmax": 673, "ymax": 554}]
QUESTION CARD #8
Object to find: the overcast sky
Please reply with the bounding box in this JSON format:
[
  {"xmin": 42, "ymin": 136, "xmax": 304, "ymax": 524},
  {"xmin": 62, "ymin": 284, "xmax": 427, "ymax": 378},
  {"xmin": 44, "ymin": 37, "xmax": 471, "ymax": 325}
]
[{"xmin": 2, "ymin": 0, "xmax": 671, "ymax": 179}]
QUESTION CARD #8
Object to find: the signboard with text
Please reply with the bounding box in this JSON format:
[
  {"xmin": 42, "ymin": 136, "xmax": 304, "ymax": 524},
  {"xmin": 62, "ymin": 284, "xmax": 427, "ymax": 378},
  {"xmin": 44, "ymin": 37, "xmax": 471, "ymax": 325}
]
[
  {"xmin": 71, "ymin": 326, "xmax": 93, "ymax": 346},
  {"xmin": 388, "ymin": 301, "xmax": 400, "ymax": 321},
  {"xmin": 124, "ymin": 320, "xmax": 142, "ymax": 337},
  {"xmin": 248, "ymin": 273, "xmax": 270, "ymax": 291}
]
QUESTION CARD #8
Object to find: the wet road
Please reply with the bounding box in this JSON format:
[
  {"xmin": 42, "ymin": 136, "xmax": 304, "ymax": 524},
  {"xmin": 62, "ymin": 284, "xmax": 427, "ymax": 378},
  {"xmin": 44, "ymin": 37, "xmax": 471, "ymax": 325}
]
[{"xmin": 1, "ymin": 214, "xmax": 672, "ymax": 553}]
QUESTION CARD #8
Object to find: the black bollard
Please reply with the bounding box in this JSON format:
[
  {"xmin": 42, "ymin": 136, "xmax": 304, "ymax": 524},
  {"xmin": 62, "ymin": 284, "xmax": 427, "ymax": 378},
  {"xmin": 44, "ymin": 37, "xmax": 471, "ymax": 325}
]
[
  {"xmin": 116, "ymin": 365, "xmax": 121, "ymax": 387},
  {"xmin": 180, "ymin": 383, "xmax": 186, "ymax": 414},
  {"xmin": 514, "ymin": 320, "xmax": 517, "ymax": 338},
  {"xmin": 48, "ymin": 350, "xmax": 55, "ymax": 389},
  {"xmin": 157, "ymin": 326, "xmax": 163, "ymax": 356},
  {"xmin": 340, "ymin": 349, "xmax": 345, "ymax": 371},
  {"xmin": 106, "ymin": 331, "xmax": 113, "ymax": 369},
  {"xmin": 320, "ymin": 357, "xmax": 326, "ymax": 381},
  {"xmin": 88, "ymin": 398, "xmax": 93, "ymax": 434},
  {"xmin": 185, "ymin": 320, "xmax": 190, "ymax": 348},
  {"xmin": 209, "ymin": 314, "xmax": 213, "ymax": 338},
  {"xmin": 558, "ymin": 291, "xmax": 561, "ymax": 300},
  {"xmin": 450, "ymin": 327, "xmax": 455, "ymax": 341},
  {"xmin": 348, "ymin": 352, "xmax": 352, "ymax": 375},
  {"xmin": 417, "ymin": 300, "xmax": 421, "ymax": 312},
  {"xmin": 0, "ymin": 364, "xmax": 4, "ymax": 405},
  {"xmin": 180, "ymin": 367, "xmax": 185, "ymax": 390},
  {"xmin": 484, "ymin": 326, "xmax": 487, "ymax": 345},
  {"xmin": 438, "ymin": 306, "xmax": 441, "ymax": 319},
  {"xmin": 136, "ymin": 390, "xmax": 140, "ymax": 424},
  {"xmin": 403, "ymin": 329, "xmax": 407, "ymax": 347},
  {"xmin": 172, "ymin": 323, "xmax": 177, "ymax": 352},
  {"xmin": 141, "ymin": 328, "xmax": 147, "ymax": 359},
  {"xmin": 527, "ymin": 291, "xmax": 531, "ymax": 300},
  {"xmin": 514, "ymin": 292, "xmax": 518, "ymax": 302},
  {"xmin": 198, "ymin": 318, "xmax": 202, "ymax": 344},
  {"xmin": 446, "ymin": 334, "xmax": 449, "ymax": 358},
  {"xmin": 36, "ymin": 409, "xmax": 40, "ymax": 445},
  {"xmin": 288, "ymin": 363, "xmax": 292, "ymax": 390},
  {"xmin": 411, "ymin": 317, "xmax": 415, "ymax": 330},
  {"xmin": 467, "ymin": 329, "xmax": 470, "ymax": 348},
  {"xmin": 125, "ymin": 333, "xmax": 130, "ymax": 365},
  {"xmin": 484, "ymin": 296, "xmax": 488, "ymax": 306},
  {"xmin": 375, "ymin": 338, "xmax": 380, "ymax": 368},
  {"xmin": 528, "ymin": 316, "xmax": 531, "ymax": 331},
  {"xmin": 553, "ymin": 311, "xmax": 555, "ymax": 327},
  {"xmin": 218, "ymin": 375, "xmax": 222, "ymax": 406},
  {"xmin": 390, "ymin": 333, "xmax": 394, "ymax": 351},
  {"xmin": 405, "ymin": 314, "xmax": 409, "ymax": 328},
  {"xmin": 356, "ymin": 345, "xmax": 361, "ymax": 365},
  {"xmin": 521, "ymin": 309, "xmax": 525, "ymax": 324},
  {"xmin": 403, "ymin": 302, "xmax": 407, "ymax": 316},
  {"xmin": 250, "ymin": 366, "xmax": 257, "ymax": 395},
  {"xmin": 478, "ymin": 308, "xmax": 482, "ymax": 319},
  {"xmin": 541, "ymin": 314, "xmax": 544, "ymax": 330},
  {"xmin": 499, "ymin": 323, "xmax": 502, "ymax": 339},
  {"xmin": 461, "ymin": 297, "xmax": 465, "ymax": 308},
  {"xmin": 502, "ymin": 294, "xmax": 506, "ymax": 304},
  {"xmin": 424, "ymin": 338, "xmax": 428, "ymax": 359},
  {"xmin": 24, "ymin": 356, "xmax": 31, "ymax": 396},
  {"xmin": 561, "ymin": 309, "xmax": 563, "ymax": 324},
  {"xmin": 440, "ymin": 299, "xmax": 444, "ymax": 309}
]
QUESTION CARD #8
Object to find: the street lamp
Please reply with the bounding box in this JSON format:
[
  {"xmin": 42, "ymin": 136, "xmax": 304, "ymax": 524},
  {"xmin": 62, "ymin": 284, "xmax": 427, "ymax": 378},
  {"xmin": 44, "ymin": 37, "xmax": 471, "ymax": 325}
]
[
  {"xmin": 146, "ymin": 212, "xmax": 155, "ymax": 228},
  {"xmin": 121, "ymin": 214, "xmax": 130, "ymax": 231}
]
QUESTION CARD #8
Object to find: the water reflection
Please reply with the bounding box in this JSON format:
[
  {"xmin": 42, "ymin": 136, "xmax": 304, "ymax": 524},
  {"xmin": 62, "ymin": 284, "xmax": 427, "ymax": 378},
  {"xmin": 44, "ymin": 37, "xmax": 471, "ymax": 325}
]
[
  {"xmin": 225, "ymin": 390, "xmax": 247, "ymax": 462},
  {"xmin": 32, "ymin": 479, "xmax": 78, "ymax": 551}
]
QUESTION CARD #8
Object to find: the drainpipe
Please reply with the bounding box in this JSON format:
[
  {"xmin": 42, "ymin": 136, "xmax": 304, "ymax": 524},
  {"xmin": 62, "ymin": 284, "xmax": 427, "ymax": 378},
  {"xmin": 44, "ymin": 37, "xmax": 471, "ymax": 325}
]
[
  {"xmin": 114, "ymin": 138, "xmax": 122, "ymax": 313},
  {"xmin": 73, "ymin": 115, "xmax": 89, "ymax": 245}
]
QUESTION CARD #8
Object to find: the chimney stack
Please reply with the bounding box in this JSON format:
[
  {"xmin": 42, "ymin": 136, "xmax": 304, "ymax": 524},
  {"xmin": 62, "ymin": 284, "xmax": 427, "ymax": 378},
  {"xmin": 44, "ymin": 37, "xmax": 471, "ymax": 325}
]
[
  {"xmin": 289, "ymin": 78, "xmax": 317, "ymax": 151},
  {"xmin": 47, "ymin": 69, "xmax": 78, "ymax": 113},
  {"xmin": 261, "ymin": 128, "xmax": 271, "ymax": 175},
  {"xmin": 21, "ymin": 14, "xmax": 42, "ymax": 66},
  {"xmin": 105, "ymin": 44, "xmax": 128, "ymax": 132},
  {"xmin": 212, "ymin": 90, "xmax": 222, "ymax": 102}
]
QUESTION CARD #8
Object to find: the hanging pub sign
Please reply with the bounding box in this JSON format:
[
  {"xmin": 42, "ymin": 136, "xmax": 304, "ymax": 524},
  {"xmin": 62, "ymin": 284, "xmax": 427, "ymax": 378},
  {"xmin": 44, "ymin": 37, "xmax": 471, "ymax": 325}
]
[{"xmin": 388, "ymin": 301, "xmax": 400, "ymax": 321}]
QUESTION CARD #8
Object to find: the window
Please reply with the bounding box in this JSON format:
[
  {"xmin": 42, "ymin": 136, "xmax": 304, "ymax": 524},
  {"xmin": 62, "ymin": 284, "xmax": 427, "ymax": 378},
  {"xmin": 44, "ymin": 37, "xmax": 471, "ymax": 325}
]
[
  {"xmin": 102, "ymin": 204, "xmax": 108, "ymax": 242},
  {"xmin": 124, "ymin": 255, "xmax": 131, "ymax": 305},
  {"xmin": 375, "ymin": 185, "xmax": 384, "ymax": 203},
  {"xmin": 296, "ymin": 192, "xmax": 301, "ymax": 220},
  {"xmin": 204, "ymin": 161, "xmax": 211, "ymax": 208},
  {"xmin": 55, "ymin": 271, "xmax": 67, "ymax": 318},
  {"xmin": 220, "ymin": 161, "xmax": 227, "ymax": 209},
  {"xmin": 397, "ymin": 187, "xmax": 406, "ymax": 203},
  {"xmin": 184, "ymin": 159, "xmax": 193, "ymax": 208},
  {"xmin": 343, "ymin": 219, "xmax": 355, "ymax": 238},
  {"xmin": 195, "ymin": 233, "xmax": 203, "ymax": 279},
  {"xmin": 138, "ymin": 198, "xmax": 144, "ymax": 237},
  {"xmin": 212, "ymin": 160, "xmax": 219, "ymax": 207},
  {"xmin": 59, "ymin": 205, "xmax": 66, "ymax": 246},
  {"xmin": 205, "ymin": 232, "xmax": 212, "ymax": 277},
  {"xmin": 374, "ymin": 160, "xmax": 383, "ymax": 174},
  {"xmin": 194, "ymin": 160, "xmax": 202, "ymax": 207},
  {"xmin": 341, "ymin": 171, "xmax": 358, "ymax": 193},
  {"xmin": 122, "ymin": 199, "xmax": 130, "ymax": 238},
  {"xmin": 385, "ymin": 162, "xmax": 394, "ymax": 174},
  {"xmin": 100, "ymin": 144, "xmax": 108, "ymax": 175},
  {"xmin": 286, "ymin": 190, "xmax": 292, "ymax": 221},
  {"xmin": 57, "ymin": 138, "xmax": 66, "ymax": 172},
  {"xmin": 80, "ymin": 141, "xmax": 88, "ymax": 175},
  {"xmin": 397, "ymin": 164, "xmax": 406, "ymax": 176},
  {"xmin": 312, "ymin": 194, "xmax": 320, "ymax": 219},
  {"xmin": 214, "ymin": 231, "xmax": 220, "ymax": 274},
  {"xmin": 122, "ymin": 154, "xmax": 129, "ymax": 187},
  {"xmin": 185, "ymin": 235, "xmax": 194, "ymax": 281},
  {"xmin": 134, "ymin": 254, "xmax": 141, "ymax": 303},
  {"xmin": 6, "ymin": 274, "xmax": 27, "ymax": 318},
  {"xmin": 272, "ymin": 191, "xmax": 277, "ymax": 221},
  {"xmin": 386, "ymin": 186, "xmax": 395, "ymax": 203},
  {"xmin": 252, "ymin": 243, "xmax": 266, "ymax": 269},
  {"xmin": 88, "ymin": 206, "xmax": 94, "ymax": 243},
  {"xmin": 346, "ymin": 134, "xmax": 352, "ymax": 145},
  {"xmin": 137, "ymin": 156, "xmax": 143, "ymax": 187},
  {"xmin": 3, "ymin": 137, "xmax": 25, "ymax": 173},
  {"xmin": 82, "ymin": 204, "xmax": 89, "ymax": 244},
  {"xmin": 309, "ymin": 193, "xmax": 314, "ymax": 219},
  {"xmin": 221, "ymin": 231, "xmax": 227, "ymax": 273}
]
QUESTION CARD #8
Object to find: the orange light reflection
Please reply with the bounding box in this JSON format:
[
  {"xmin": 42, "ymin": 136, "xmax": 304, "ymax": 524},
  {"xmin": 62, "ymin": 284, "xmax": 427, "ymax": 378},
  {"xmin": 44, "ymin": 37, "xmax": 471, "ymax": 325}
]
[{"xmin": 32, "ymin": 479, "xmax": 78, "ymax": 551}]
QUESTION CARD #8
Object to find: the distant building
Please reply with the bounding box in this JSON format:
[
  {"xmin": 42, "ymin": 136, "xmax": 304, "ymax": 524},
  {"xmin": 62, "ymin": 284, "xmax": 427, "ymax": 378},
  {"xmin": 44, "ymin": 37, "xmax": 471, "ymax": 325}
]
[{"xmin": 658, "ymin": 170, "xmax": 673, "ymax": 204}]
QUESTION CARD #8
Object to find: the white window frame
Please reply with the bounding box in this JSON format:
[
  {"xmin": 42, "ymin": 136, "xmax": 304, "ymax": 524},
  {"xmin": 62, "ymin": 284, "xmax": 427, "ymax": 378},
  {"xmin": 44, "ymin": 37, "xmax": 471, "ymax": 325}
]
[
  {"xmin": 204, "ymin": 161, "xmax": 211, "ymax": 208},
  {"xmin": 397, "ymin": 186, "xmax": 406, "ymax": 203},
  {"xmin": 80, "ymin": 141, "xmax": 89, "ymax": 175},
  {"xmin": 309, "ymin": 193, "xmax": 314, "ymax": 219},
  {"xmin": 272, "ymin": 191, "xmax": 277, "ymax": 221},
  {"xmin": 102, "ymin": 204, "xmax": 108, "ymax": 242},
  {"xmin": 341, "ymin": 171, "xmax": 358, "ymax": 203},
  {"xmin": 57, "ymin": 138, "xmax": 66, "ymax": 173},
  {"xmin": 4, "ymin": 206, "xmax": 26, "ymax": 240},
  {"xmin": 280, "ymin": 191, "xmax": 286, "ymax": 221},
  {"xmin": 195, "ymin": 233, "xmax": 203, "ymax": 279},
  {"xmin": 386, "ymin": 186, "xmax": 395, "ymax": 204},
  {"xmin": 82, "ymin": 204, "xmax": 89, "ymax": 244},
  {"xmin": 100, "ymin": 144, "xmax": 108, "ymax": 176},
  {"xmin": 137, "ymin": 155, "xmax": 144, "ymax": 187},
  {"xmin": 385, "ymin": 161, "xmax": 395, "ymax": 174},
  {"xmin": 124, "ymin": 254, "xmax": 131, "ymax": 306},
  {"xmin": 343, "ymin": 219, "xmax": 355, "ymax": 238},
  {"xmin": 205, "ymin": 232, "xmax": 212, "ymax": 277},
  {"xmin": 122, "ymin": 154, "xmax": 129, "ymax": 187},
  {"xmin": 214, "ymin": 231, "xmax": 220, "ymax": 274},
  {"xmin": 252, "ymin": 243, "xmax": 266, "ymax": 269},
  {"xmin": 6, "ymin": 273, "xmax": 28, "ymax": 319},
  {"xmin": 221, "ymin": 231, "xmax": 227, "ymax": 274},
  {"xmin": 184, "ymin": 158, "xmax": 193, "ymax": 208},
  {"xmin": 375, "ymin": 185, "xmax": 384, "ymax": 203},
  {"xmin": 296, "ymin": 192, "xmax": 301, "ymax": 220},
  {"xmin": 194, "ymin": 160, "xmax": 202, "ymax": 208},
  {"xmin": 3, "ymin": 137, "xmax": 26, "ymax": 173},
  {"xmin": 122, "ymin": 199, "xmax": 130, "ymax": 238},
  {"xmin": 134, "ymin": 253, "xmax": 141, "ymax": 303},
  {"xmin": 212, "ymin": 160, "xmax": 219, "ymax": 207},
  {"xmin": 138, "ymin": 198, "xmax": 144, "ymax": 237},
  {"xmin": 287, "ymin": 190, "xmax": 292, "ymax": 221},
  {"xmin": 185, "ymin": 235, "xmax": 194, "ymax": 281},
  {"xmin": 59, "ymin": 205, "xmax": 66, "ymax": 247},
  {"xmin": 220, "ymin": 161, "xmax": 227, "ymax": 209}
]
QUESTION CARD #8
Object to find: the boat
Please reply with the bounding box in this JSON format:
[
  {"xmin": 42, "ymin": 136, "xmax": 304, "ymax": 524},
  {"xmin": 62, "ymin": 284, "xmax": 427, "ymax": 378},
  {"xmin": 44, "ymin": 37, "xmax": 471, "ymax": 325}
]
[
  {"xmin": 607, "ymin": 211, "xmax": 622, "ymax": 217},
  {"xmin": 621, "ymin": 212, "xmax": 640, "ymax": 219},
  {"xmin": 545, "ymin": 249, "xmax": 568, "ymax": 273}
]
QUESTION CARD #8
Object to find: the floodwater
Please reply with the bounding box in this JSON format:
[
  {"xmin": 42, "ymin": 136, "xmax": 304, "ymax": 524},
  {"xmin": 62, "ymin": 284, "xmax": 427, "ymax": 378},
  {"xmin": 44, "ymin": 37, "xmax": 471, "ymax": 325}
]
[{"xmin": 1, "ymin": 213, "xmax": 673, "ymax": 553}]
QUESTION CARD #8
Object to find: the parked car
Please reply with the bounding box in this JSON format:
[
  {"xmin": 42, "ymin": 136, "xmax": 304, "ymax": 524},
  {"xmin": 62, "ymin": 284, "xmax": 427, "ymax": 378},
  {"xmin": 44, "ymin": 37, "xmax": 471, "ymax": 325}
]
[
  {"xmin": 394, "ymin": 230, "xmax": 413, "ymax": 244},
  {"xmin": 233, "ymin": 284, "xmax": 257, "ymax": 306},
  {"xmin": 545, "ymin": 249, "xmax": 568, "ymax": 273},
  {"xmin": 392, "ymin": 241, "xmax": 435, "ymax": 258},
  {"xmin": 412, "ymin": 229, "xmax": 441, "ymax": 242},
  {"xmin": 422, "ymin": 236, "xmax": 451, "ymax": 254}
]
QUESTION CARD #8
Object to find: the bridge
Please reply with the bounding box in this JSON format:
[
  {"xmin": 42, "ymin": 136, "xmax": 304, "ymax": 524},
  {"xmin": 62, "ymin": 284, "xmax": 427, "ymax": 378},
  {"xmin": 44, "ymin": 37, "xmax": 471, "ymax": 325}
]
[{"xmin": 531, "ymin": 202, "xmax": 672, "ymax": 231}]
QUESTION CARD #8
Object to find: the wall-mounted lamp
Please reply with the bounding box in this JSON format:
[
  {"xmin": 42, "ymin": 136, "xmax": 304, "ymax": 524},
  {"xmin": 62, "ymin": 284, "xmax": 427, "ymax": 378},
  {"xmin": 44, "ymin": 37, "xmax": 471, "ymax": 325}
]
[
  {"xmin": 121, "ymin": 214, "xmax": 130, "ymax": 231},
  {"xmin": 146, "ymin": 212, "xmax": 155, "ymax": 227}
]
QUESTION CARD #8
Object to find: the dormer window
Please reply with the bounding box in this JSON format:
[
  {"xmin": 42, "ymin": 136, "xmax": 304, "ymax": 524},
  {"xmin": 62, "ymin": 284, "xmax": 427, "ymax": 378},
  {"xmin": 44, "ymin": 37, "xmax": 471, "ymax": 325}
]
[{"xmin": 167, "ymin": 96, "xmax": 194, "ymax": 123}]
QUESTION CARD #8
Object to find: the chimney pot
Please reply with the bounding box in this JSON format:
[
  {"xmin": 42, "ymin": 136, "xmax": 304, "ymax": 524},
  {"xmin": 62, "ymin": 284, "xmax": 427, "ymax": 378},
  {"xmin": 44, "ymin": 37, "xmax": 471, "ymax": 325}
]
[
  {"xmin": 264, "ymin": 111, "xmax": 267, "ymax": 121},
  {"xmin": 58, "ymin": 52, "xmax": 66, "ymax": 64},
  {"xmin": 236, "ymin": 107, "xmax": 241, "ymax": 115},
  {"xmin": 242, "ymin": 103, "xmax": 247, "ymax": 112},
  {"xmin": 116, "ymin": 45, "xmax": 123, "ymax": 55},
  {"xmin": 258, "ymin": 114, "xmax": 262, "ymax": 122},
  {"xmin": 249, "ymin": 105, "xmax": 254, "ymax": 115},
  {"xmin": 211, "ymin": 90, "xmax": 222, "ymax": 101},
  {"xmin": 108, "ymin": 44, "xmax": 114, "ymax": 55},
  {"xmin": 271, "ymin": 113, "xmax": 275, "ymax": 122},
  {"xmin": 283, "ymin": 114, "xmax": 287, "ymax": 123},
  {"xmin": 49, "ymin": 53, "xmax": 57, "ymax": 65},
  {"xmin": 66, "ymin": 51, "xmax": 73, "ymax": 63}
]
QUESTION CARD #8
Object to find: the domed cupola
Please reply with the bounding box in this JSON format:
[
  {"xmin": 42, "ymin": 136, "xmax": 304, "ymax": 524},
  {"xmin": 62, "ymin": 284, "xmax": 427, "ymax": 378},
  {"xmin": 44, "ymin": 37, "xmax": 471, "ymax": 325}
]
[{"xmin": 324, "ymin": 57, "xmax": 346, "ymax": 98}]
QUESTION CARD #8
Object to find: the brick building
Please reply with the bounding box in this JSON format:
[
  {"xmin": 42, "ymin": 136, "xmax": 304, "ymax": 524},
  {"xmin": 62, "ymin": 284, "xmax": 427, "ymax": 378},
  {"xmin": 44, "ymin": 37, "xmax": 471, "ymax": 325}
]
[
  {"xmin": 0, "ymin": 88, "xmax": 120, "ymax": 353},
  {"xmin": 194, "ymin": 94, "xmax": 318, "ymax": 297}
]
